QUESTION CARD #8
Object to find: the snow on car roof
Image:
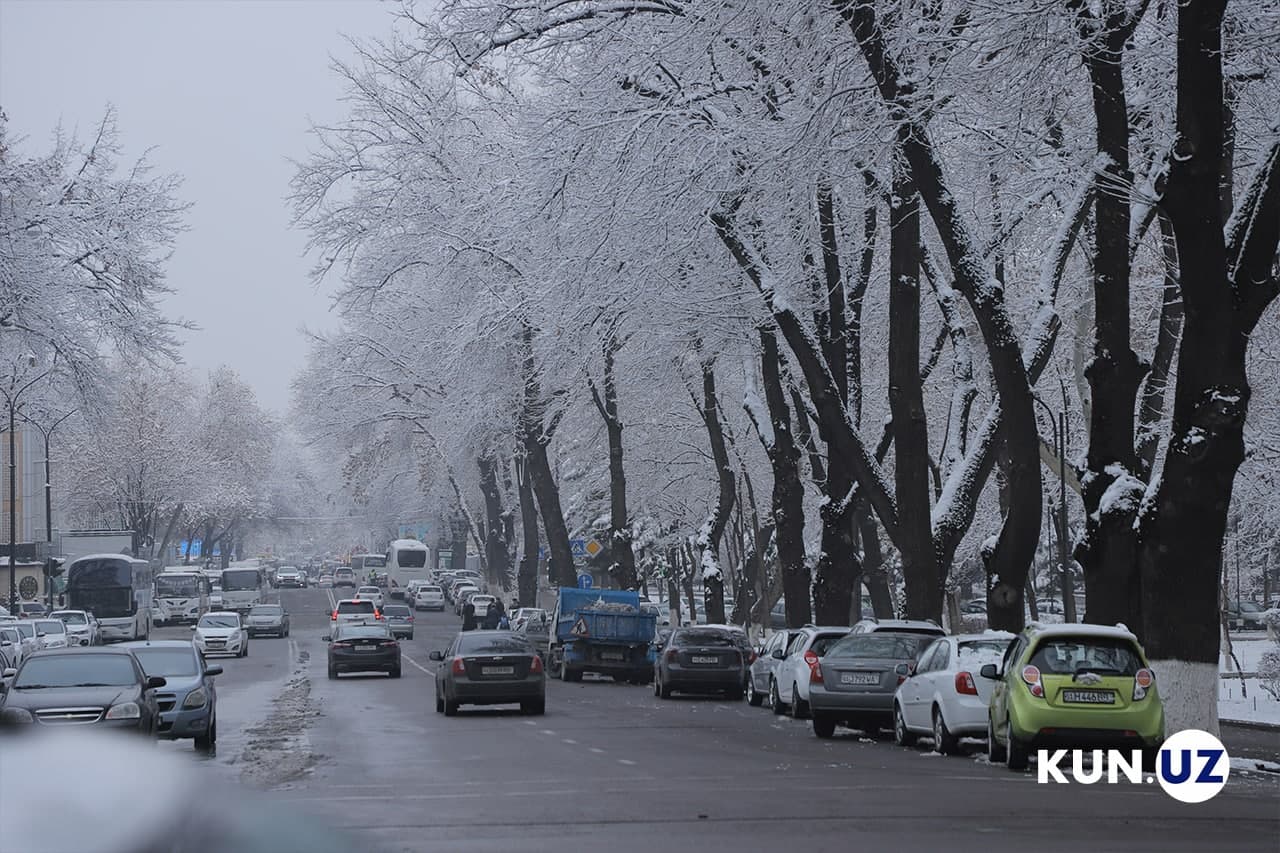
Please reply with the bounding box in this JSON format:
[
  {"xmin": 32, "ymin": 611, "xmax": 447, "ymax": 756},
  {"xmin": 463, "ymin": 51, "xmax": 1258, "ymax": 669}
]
[
  {"xmin": 951, "ymin": 631, "xmax": 1015, "ymax": 643},
  {"xmin": 1026, "ymin": 622, "xmax": 1138, "ymax": 641}
]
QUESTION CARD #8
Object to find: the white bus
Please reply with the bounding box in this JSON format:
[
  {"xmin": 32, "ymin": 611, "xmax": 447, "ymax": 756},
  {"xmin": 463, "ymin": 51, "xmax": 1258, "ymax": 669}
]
[
  {"xmin": 65, "ymin": 554, "xmax": 153, "ymax": 642},
  {"xmin": 387, "ymin": 539, "xmax": 431, "ymax": 596},
  {"xmin": 154, "ymin": 568, "xmax": 211, "ymax": 624},
  {"xmin": 219, "ymin": 565, "xmax": 268, "ymax": 614}
]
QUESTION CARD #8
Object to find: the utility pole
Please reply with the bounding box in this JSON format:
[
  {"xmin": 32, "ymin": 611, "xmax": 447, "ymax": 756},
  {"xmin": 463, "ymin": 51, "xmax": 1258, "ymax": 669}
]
[
  {"xmin": 23, "ymin": 410, "xmax": 76, "ymax": 609},
  {"xmin": 2, "ymin": 358, "xmax": 48, "ymax": 609}
]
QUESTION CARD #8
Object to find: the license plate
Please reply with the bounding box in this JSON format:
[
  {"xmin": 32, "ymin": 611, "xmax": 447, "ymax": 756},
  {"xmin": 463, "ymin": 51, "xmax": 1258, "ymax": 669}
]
[
  {"xmin": 840, "ymin": 671, "xmax": 879, "ymax": 685},
  {"xmin": 483, "ymin": 666, "xmax": 515, "ymax": 676},
  {"xmin": 1062, "ymin": 689, "xmax": 1115, "ymax": 704},
  {"xmin": 691, "ymin": 656, "xmax": 719, "ymax": 665},
  {"xmin": 601, "ymin": 652, "xmax": 624, "ymax": 661}
]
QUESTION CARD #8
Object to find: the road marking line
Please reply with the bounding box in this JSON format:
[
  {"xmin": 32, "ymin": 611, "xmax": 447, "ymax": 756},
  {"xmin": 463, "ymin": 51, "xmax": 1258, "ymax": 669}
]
[
  {"xmin": 562, "ymin": 738, "xmax": 577, "ymax": 744},
  {"xmin": 590, "ymin": 747, "xmax": 606, "ymax": 754},
  {"xmin": 540, "ymin": 729, "xmax": 556, "ymax": 735},
  {"xmin": 618, "ymin": 759, "xmax": 637, "ymax": 765},
  {"xmin": 401, "ymin": 651, "xmax": 433, "ymax": 676}
]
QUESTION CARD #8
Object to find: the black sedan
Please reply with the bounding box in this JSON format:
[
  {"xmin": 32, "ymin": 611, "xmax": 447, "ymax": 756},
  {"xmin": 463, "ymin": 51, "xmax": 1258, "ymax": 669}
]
[
  {"xmin": 325, "ymin": 622, "xmax": 401, "ymax": 679},
  {"xmin": 0, "ymin": 648, "xmax": 166, "ymax": 734},
  {"xmin": 430, "ymin": 631, "xmax": 545, "ymax": 716},
  {"xmin": 653, "ymin": 626, "xmax": 747, "ymax": 699}
]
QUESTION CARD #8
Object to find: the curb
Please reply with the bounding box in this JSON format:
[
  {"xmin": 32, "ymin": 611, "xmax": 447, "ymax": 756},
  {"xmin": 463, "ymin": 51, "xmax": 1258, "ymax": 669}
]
[{"xmin": 1220, "ymin": 718, "xmax": 1280, "ymax": 732}]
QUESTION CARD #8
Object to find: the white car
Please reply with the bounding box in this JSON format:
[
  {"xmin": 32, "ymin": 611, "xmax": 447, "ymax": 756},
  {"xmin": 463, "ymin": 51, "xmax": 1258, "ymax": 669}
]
[
  {"xmin": 192, "ymin": 611, "xmax": 249, "ymax": 658},
  {"xmin": 51, "ymin": 610, "xmax": 99, "ymax": 646},
  {"xmin": 0, "ymin": 625, "xmax": 32, "ymax": 667},
  {"xmin": 469, "ymin": 595, "xmax": 496, "ymax": 618},
  {"xmin": 893, "ymin": 632, "xmax": 1015, "ymax": 753},
  {"xmin": 412, "ymin": 584, "xmax": 444, "ymax": 611},
  {"xmin": 772, "ymin": 626, "xmax": 853, "ymax": 719},
  {"xmin": 354, "ymin": 586, "xmax": 384, "ymax": 609},
  {"xmin": 32, "ymin": 619, "xmax": 69, "ymax": 650}
]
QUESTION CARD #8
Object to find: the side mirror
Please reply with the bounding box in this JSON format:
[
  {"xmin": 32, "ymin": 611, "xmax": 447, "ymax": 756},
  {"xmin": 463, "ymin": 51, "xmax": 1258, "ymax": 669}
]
[
  {"xmin": 979, "ymin": 664, "xmax": 999, "ymax": 680},
  {"xmin": 2, "ymin": 667, "xmax": 15, "ymax": 678},
  {"xmin": 36, "ymin": 632, "xmax": 46, "ymax": 638},
  {"xmin": 204, "ymin": 665, "xmax": 223, "ymax": 677},
  {"xmin": 428, "ymin": 651, "xmax": 444, "ymax": 661},
  {"xmin": 190, "ymin": 625, "xmax": 197, "ymax": 631},
  {"xmin": 771, "ymin": 649, "xmax": 785, "ymax": 660},
  {"xmin": 894, "ymin": 663, "xmax": 911, "ymax": 677},
  {"xmin": 321, "ymin": 634, "xmax": 331, "ymax": 642},
  {"xmin": 145, "ymin": 675, "xmax": 167, "ymax": 690}
]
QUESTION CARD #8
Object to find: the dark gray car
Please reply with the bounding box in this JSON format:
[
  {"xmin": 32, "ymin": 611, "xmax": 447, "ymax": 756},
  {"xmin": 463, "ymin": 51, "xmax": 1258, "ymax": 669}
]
[
  {"xmin": 808, "ymin": 632, "xmax": 938, "ymax": 738},
  {"xmin": 430, "ymin": 631, "xmax": 545, "ymax": 716},
  {"xmin": 653, "ymin": 626, "xmax": 746, "ymax": 699},
  {"xmin": 246, "ymin": 604, "xmax": 290, "ymax": 638},
  {"xmin": 0, "ymin": 648, "xmax": 166, "ymax": 734},
  {"xmin": 120, "ymin": 640, "xmax": 221, "ymax": 751}
]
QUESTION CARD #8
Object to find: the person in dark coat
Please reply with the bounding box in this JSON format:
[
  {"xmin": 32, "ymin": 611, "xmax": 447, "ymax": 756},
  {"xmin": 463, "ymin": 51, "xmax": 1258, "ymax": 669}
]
[{"xmin": 462, "ymin": 600, "xmax": 477, "ymax": 631}]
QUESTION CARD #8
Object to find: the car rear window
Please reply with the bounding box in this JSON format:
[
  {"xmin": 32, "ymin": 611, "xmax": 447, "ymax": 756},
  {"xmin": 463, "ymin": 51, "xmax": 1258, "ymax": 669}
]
[
  {"xmin": 1028, "ymin": 637, "xmax": 1141, "ymax": 676},
  {"xmin": 827, "ymin": 634, "xmax": 932, "ymax": 660},
  {"xmin": 809, "ymin": 633, "xmax": 849, "ymax": 655},
  {"xmin": 337, "ymin": 624, "xmax": 392, "ymax": 639},
  {"xmin": 674, "ymin": 629, "xmax": 736, "ymax": 646},
  {"xmin": 383, "ymin": 605, "xmax": 410, "ymax": 617},
  {"xmin": 458, "ymin": 634, "xmax": 533, "ymax": 655},
  {"xmin": 250, "ymin": 605, "xmax": 282, "ymax": 615},
  {"xmin": 337, "ymin": 601, "xmax": 375, "ymax": 614},
  {"xmin": 421, "ymin": 586, "xmax": 441, "ymax": 593}
]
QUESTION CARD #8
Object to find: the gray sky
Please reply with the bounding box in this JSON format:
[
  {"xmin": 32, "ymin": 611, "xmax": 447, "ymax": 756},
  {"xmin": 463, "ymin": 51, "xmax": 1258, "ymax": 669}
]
[{"xmin": 0, "ymin": 0, "xmax": 400, "ymax": 411}]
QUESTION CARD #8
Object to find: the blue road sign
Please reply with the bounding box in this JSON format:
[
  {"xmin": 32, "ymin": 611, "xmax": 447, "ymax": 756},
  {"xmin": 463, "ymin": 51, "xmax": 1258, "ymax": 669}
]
[
  {"xmin": 570, "ymin": 539, "xmax": 588, "ymax": 557},
  {"xmin": 577, "ymin": 573, "xmax": 593, "ymax": 590}
]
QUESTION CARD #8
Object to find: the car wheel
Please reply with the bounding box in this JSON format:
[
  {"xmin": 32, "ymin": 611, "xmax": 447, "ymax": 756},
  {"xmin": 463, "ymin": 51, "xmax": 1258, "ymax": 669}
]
[
  {"xmin": 242, "ymin": 643, "xmax": 248, "ymax": 658},
  {"xmin": 933, "ymin": 707, "xmax": 959, "ymax": 755},
  {"xmin": 444, "ymin": 698, "xmax": 459, "ymax": 716},
  {"xmin": 1005, "ymin": 721, "xmax": 1029, "ymax": 770},
  {"xmin": 195, "ymin": 719, "xmax": 215, "ymax": 753},
  {"xmin": 390, "ymin": 667, "xmax": 401, "ymax": 679},
  {"xmin": 658, "ymin": 675, "xmax": 672, "ymax": 699},
  {"xmin": 746, "ymin": 675, "xmax": 764, "ymax": 707},
  {"xmin": 328, "ymin": 666, "xmax": 337, "ymax": 680},
  {"xmin": 813, "ymin": 714, "xmax": 836, "ymax": 739},
  {"xmin": 769, "ymin": 679, "xmax": 786, "ymax": 715},
  {"xmin": 522, "ymin": 699, "xmax": 546, "ymax": 715},
  {"xmin": 987, "ymin": 717, "xmax": 1006, "ymax": 763},
  {"xmin": 893, "ymin": 703, "xmax": 917, "ymax": 747},
  {"xmin": 790, "ymin": 683, "xmax": 810, "ymax": 720},
  {"xmin": 435, "ymin": 693, "xmax": 444, "ymax": 713}
]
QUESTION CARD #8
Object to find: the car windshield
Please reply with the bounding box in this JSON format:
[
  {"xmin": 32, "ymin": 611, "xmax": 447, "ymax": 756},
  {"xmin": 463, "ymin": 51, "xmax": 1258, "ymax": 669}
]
[
  {"xmin": 199, "ymin": 614, "xmax": 240, "ymax": 628},
  {"xmin": 14, "ymin": 623, "xmax": 35, "ymax": 639},
  {"xmin": 35, "ymin": 620, "xmax": 66, "ymax": 634},
  {"xmin": 337, "ymin": 601, "xmax": 375, "ymax": 614},
  {"xmin": 358, "ymin": 587, "xmax": 380, "ymax": 594},
  {"xmin": 250, "ymin": 606, "xmax": 282, "ymax": 616},
  {"xmin": 220, "ymin": 570, "xmax": 261, "ymax": 591},
  {"xmin": 674, "ymin": 629, "xmax": 736, "ymax": 646},
  {"xmin": 458, "ymin": 634, "xmax": 532, "ymax": 655},
  {"xmin": 53, "ymin": 612, "xmax": 87, "ymax": 625},
  {"xmin": 131, "ymin": 648, "xmax": 199, "ymax": 677},
  {"xmin": 155, "ymin": 576, "xmax": 201, "ymax": 597},
  {"xmin": 337, "ymin": 625, "xmax": 391, "ymax": 639},
  {"xmin": 1029, "ymin": 637, "xmax": 1142, "ymax": 676},
  {"xmin": 14, "ymin": 654, "xmax": 138, "ymax": 688},
  {"xmin": 826, "ymin": 634, "xmax": 933, "ymax": 660}
]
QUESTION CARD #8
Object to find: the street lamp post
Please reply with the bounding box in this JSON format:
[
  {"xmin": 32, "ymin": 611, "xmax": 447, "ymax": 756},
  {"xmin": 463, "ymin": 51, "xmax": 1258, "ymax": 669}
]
[
  {"xmin": 22, "ymin": 410, "xmax": 76, "ymax": 609},
  {"xmin": 1032, "ymin": 394, "xmax": 1075, "ymax": 624},
  {"xmin": 1, "ymin": 363, "xmax": 50, "ymax": 609}
]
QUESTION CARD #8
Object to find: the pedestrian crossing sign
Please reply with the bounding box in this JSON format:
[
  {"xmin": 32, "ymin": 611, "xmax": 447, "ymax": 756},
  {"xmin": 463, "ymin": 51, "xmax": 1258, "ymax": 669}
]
[{"xmin": 570, "ymin": 616, "xmax": 589, "ymax": 637}]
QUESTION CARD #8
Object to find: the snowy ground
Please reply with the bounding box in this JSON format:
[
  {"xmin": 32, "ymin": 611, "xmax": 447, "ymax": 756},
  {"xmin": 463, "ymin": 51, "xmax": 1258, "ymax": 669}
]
[{"xmin": 1219, "ymin": 635, "xmax": 1279, "ymax": 726}]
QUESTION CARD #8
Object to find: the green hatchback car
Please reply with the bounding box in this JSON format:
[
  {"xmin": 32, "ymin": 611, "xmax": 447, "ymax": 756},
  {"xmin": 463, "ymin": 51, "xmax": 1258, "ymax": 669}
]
[{"xmin": 981, "ymin": 623, "xmax": 1164, "ymax": 771}]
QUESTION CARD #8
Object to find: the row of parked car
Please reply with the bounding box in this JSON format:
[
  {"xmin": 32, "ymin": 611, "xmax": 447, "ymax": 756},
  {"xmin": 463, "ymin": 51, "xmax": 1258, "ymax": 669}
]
[
  {"xmin": 650, "ymin": 617, "xmax": 1166, "ymax": 771},
  {"xmin": 0, "ymin": 609, "xmax": 104, "ymax": 673}
]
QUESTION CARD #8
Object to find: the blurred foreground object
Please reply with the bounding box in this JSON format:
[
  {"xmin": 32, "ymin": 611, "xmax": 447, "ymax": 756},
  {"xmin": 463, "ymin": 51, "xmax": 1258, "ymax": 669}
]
[{"xmin": 0, "ymin": 729, "xmax": 372, "ymax": 853}]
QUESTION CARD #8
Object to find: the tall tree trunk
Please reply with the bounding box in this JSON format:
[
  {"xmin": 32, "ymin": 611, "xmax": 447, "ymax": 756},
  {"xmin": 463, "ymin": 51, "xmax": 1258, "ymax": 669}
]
[
  {"xmin": 681, "ymin": 540, "xmax": 698, "ymax": 624},
  {"xmin": 589, "ymin": 335, "xmax": 638, "ymax": 589},
  {"xmin": 695, "ymin": 360, "xmax": 735, "ymax": 624},
  {"xmin": 478, "ymin": 453, "xmax": 511, "ymax": 592},
  {"xmin": 888, "ymin": 147, "xmax": 941, "ymax": 623},
  {"xmin": 1074, "ymin": 0, "xmax": 1148, "ymax": 632},
  {"xmin": 758, "ymin": 328, "xmax": 809, "ymax": 627},
  {"xmin": 516, "ymin": 455, "xmax": 539, "ymax": 607},
  {"xmin": 1135, "ymin": 213, "xmax": 1185, "ymax": 477},
  {"xmin": 1139, "ymin": 0, "xmax": 1280, "ymax": 734},
  {"xmin": 520, "ymin": 323, "xmax": 575, "ymax": 588}
]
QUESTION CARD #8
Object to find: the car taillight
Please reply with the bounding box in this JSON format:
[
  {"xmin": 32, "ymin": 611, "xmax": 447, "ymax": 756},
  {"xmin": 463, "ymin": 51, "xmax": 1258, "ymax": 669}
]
[
  {"xmin": 810, "ymin": 662, "xmax": 824, "ymax": 683},
  {"xmin": 375, "ymin": 610, "xmax": 383, "ymax": 620},
  {"xmin": 332, "ymin": 641, "xmax": 352, "ymax": 648},
  {"xmin": 530, "ymin": 655, "xmax": 544, "ymax": 674},
  {"xmin": 666, "ymin": 649, "xmax": 679, "ymax": 662},
  {"xmin": 451, "ymin": 656, "xmax": 466, "ymax": 675},
  {"xmin": 1021, "ymin": 664, "xmax": 1044, "ymax": 698},
  {"xmin": 1133, "ymin": 667, "xmax": 1153, "ymax": 700},
  {"xmin": 955, "ymin": 671, "xmax": 979, "ymax": 696},
  {"xmin": 331, "ymin": 611, "xmax": 337, "ymax": 620}
]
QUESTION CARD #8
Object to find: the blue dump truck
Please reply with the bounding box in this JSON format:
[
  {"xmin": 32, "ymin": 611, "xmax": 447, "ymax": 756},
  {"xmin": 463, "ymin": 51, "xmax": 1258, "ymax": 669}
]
[{"xmin": 548, "ymin": 588, "xmax": 657, "ymax": 683}]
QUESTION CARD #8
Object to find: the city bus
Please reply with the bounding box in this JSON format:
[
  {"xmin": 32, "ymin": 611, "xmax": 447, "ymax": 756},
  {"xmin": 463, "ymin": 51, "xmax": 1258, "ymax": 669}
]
[
  {"xmin": 387, "ymin": 539, "xmax": 430, "ymax": 597},
  {"xmin": 154, "ymin": 568, "xmax": 211, "ymax": 624},
  {"xmin": 219, "ymin": 564, "xmax": 269, "ymax": 614},
  {"xmin": 65, "ymin": 554, "xmax": 153, "ymax": 642}
]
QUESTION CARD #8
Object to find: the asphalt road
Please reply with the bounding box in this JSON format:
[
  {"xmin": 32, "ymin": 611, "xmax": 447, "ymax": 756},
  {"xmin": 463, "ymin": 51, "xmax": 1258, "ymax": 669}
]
[{"xmin": 150, "ymin": 587, "xmax": 1280, "ymax": 853}]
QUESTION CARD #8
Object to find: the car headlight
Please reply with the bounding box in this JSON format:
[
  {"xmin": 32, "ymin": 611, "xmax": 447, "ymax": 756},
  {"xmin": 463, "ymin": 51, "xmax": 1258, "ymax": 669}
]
[
  {"xmin": 104, "ymin": 702, "xmax": 141, "ymax": 720},
  {"xmin": 1, "ymin": 707, "xmax": 33, "ymax": 723},
  {"xmin": 182, "ymin": 687, "xmax": 208, "ymax": 709}
]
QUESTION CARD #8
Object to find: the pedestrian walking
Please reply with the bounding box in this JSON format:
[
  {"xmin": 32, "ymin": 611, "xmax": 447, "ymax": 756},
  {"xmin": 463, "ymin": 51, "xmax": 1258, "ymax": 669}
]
[{"xmin": 462, "ymin": 600, "xmax": 477, "ymax": 631}]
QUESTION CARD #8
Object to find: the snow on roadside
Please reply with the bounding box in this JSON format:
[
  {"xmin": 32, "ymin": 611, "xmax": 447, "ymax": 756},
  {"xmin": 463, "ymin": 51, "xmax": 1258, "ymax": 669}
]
[{"xmin": 1219, "ymin": 677, "xmax": 1280, "ymax": 727}]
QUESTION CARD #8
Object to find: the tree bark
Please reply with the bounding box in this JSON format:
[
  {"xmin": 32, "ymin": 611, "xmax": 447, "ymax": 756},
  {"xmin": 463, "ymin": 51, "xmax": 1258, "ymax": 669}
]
[
  {"xmin": 588, "ymin": 334, "xmax": 638, "ymax": 589},
  {"xmin": 888, "ymin": 148, "xmax": 941, "ymax": 623},
  {"xmin": 519, "ymin": 323, "xmax": 575, "ymax": 588},
  {"xmin": 1139, "ymin": 0, "xmax": 1280, "ymax": 732},
  {"xmin": 695, "ymin": 360, "xmax": 735, "ymax": 625},
  {"xmin": 515, "ymin": 454, "xmax": 539, "ymax": 607},
  {"xmin": 477, "ymin": 452, "xmax": 512, "ymax": 592}
]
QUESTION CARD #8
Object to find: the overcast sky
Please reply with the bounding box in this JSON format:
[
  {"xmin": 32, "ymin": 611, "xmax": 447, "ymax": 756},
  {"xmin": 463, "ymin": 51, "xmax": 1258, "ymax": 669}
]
[{"xmin": 0, "ymin": 0, "xmax": 403, "ymax": 412}]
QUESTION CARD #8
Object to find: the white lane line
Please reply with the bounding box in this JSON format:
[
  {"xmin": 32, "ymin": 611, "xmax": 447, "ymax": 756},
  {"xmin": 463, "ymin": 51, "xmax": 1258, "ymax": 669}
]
[
  {"xmin": 590, "ymin": 747, "xmax": 606, "ymax": 754},
  {"xmin": 540, "ymin": 729, "xmax": 556, "ymax": 735},
  {"xmin": 562, "ymin": 738, "xmax": 577, "ymax": 744},
  {"xmin": 401, "ymin": 651, "xmax": 433, "ymax": 676},
  {"xmin": 617, "ymin": 759, "xmax": 637, "ymax": 766}
]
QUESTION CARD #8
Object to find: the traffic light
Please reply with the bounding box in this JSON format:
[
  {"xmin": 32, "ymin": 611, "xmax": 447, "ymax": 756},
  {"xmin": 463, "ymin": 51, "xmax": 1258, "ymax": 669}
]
[{"xmin": 43, "ymin": 557, "xmax": 64, "ymax": 579}]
